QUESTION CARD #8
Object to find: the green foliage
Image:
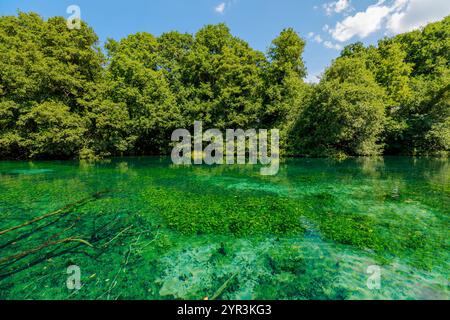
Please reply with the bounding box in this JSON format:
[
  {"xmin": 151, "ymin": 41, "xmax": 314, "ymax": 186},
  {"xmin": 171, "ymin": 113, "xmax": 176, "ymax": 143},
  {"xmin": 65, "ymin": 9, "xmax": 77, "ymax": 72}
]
[
  {"xmin": 397, "ymin": 73, "xmax": 450, "ymax": 155},
  {"xmin": 180, "ymin": 24, "xmax": 267, "ymax": 130},
  {"xmin": 264, "ymin": 29, "xmax": 309, "ymax": 154},
  {"xmin": 294, "ymin": 56, "xmax": 387, "ymax": 156},
  {"xmin": 0, "ymin": 12, "xmax": 102, "ymax": 159},
  {"xmin": 373, "ymin": 41, "xmax": 413, "ymax": 103},
  {"xmin": 16, "ymin": 101, "xmax": 87, "ymax": 158},
  {"xmin": 377, "ymin": 18, "xmax": 450, "ymax": 156},
  {"xmin": 0, "ymin": 12, "xmax": 448, "ymax": 159},
  {"xmin": 336, "ymin": 17, "xmax": 450, "ymax": 156},
  {"xmin": 394, "ymin": 16, "xmax": 450, "ymax": 77},
  {"xmin": 267, "ymin": 28, "xmax": 307, "ymax": 80},
  {"xmin": 105, "ymin": 32, "xmax": 181, "ymax": 154}
]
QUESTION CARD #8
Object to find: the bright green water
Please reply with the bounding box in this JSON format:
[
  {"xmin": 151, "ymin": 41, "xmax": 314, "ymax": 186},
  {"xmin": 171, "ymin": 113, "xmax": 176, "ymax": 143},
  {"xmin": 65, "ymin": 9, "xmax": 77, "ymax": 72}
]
[{"xmin": 0, "ymin": 157, "xmax": 448, "ymax": 300}]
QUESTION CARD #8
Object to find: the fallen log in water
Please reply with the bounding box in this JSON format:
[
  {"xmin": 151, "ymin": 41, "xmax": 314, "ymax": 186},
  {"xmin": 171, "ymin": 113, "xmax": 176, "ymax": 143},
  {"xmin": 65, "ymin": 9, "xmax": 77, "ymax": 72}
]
[
  {"xmin": 0, "ymin": 237, "xmax": 93, "ymax": 265},
  {"xmin": 0, "ymin": 190, "xmax": 111, "ymax": 237}
]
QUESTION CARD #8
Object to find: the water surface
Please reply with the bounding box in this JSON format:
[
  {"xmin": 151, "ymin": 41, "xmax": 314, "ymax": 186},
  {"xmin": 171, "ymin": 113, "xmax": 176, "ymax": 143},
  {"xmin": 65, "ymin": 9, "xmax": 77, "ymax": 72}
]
[{"xmin": 0, "ymin": 157, "xmax": 448, "ymax": 299}]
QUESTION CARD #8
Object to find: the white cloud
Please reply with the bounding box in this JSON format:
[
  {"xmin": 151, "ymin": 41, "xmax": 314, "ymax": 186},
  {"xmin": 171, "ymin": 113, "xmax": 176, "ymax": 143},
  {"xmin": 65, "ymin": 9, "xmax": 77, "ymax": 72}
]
[
  {"xmin": 215, "ymin": 2, "xmax": 226, "ymax": 14},
  {"xmin": 308, "ymin": 32, "xmax": 324, "ymax": 44},
  {"xmin": 323, "ymin": 41, "xmax": 343, "ymax": 50},
  {"xmin": 314, "ymin": 34, "xmax": 324, "ymax": 43},
  {"xmin": 324, "ymin": 0, "xmax": 351, "ymax": 16},
  {"xmin": 308, "ymin": 32, "xmax": 341, "ymax": 50},
  {"xmin": 330, "ymin": 0, "xmax": 450, "ymax": 42},
  {"xmin": 386, "ymin": 0, "xmax": 450, "ymax": 33},
  {"xmin": 330, "ymin": 2, "xmax": 391, "ymax": 42}
]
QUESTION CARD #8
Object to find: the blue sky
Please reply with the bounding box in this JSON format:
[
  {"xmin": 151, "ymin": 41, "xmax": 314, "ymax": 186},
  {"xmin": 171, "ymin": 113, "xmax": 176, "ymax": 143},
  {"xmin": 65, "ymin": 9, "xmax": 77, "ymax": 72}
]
[{"xmin": 1, "ymin": 0, "xmax": 449, "ymax": 82}]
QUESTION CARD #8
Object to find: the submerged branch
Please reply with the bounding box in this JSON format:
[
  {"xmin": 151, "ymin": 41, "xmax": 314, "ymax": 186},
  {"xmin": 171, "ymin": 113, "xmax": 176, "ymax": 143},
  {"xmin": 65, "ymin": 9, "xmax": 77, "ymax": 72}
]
[
  {"xmin": 0, "ymin": 237, "xmax": 93, "ymax": 265},
  {"xmin": 210, "ymin": 272, "xmax": 238, "ymax": 300},
  {"xmin": 0, "ymin": 190, "xmax": 111, "ymax": 237}
]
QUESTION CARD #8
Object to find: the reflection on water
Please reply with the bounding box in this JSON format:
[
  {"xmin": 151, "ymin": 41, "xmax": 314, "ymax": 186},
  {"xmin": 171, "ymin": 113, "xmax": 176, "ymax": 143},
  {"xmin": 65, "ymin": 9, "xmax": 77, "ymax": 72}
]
[{"xmin": 0, "ymin": 157, "xmax": 448, "ymax": 300}]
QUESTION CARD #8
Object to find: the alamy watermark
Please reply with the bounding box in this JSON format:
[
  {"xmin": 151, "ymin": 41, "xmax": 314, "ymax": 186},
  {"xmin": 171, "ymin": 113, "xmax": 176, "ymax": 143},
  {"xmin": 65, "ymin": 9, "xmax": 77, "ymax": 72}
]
[
  {"xmin": 66, "ymin": 265, "xmax": 81, "ymax": 290},
  {"xmin": 366, "ymin": 265, "xmax": 381, "ymax": 290},
  {"xmin": 66, "ymin": 5, "xmax": 81, "ymax": 30},
  {"xmin": 171, "ymin": 121, "xmax": 280, "ymax": 175}
]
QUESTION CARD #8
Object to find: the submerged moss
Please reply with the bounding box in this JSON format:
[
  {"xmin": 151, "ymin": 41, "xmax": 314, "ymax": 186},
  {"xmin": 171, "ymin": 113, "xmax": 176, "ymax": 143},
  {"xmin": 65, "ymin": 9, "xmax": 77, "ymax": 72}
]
[{"xmin": 143, "ymin": 187, "xmax": 305, "ymax": 236}]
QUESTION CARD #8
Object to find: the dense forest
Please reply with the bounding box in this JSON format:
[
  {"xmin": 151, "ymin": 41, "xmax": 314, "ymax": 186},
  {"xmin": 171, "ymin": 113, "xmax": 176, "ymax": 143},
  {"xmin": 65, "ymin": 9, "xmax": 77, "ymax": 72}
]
[{"xmin": 0, "ymin": 12, "xmax": 448, "ymax": 160}]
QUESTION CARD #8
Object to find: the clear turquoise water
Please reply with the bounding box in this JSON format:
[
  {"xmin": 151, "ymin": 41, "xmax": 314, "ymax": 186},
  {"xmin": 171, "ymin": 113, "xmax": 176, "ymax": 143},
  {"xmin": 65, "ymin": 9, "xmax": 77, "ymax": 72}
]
[{"xmin": 0, "ymin": 157, "xmax": 448, "ymax": 299}]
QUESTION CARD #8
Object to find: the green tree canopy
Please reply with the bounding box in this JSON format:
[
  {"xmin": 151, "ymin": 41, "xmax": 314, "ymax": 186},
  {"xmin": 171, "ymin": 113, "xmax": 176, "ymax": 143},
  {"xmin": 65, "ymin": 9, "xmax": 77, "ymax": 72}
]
[
  {"xmin": 295, "ymin": 56, "xmax": 387, "ymax": 157},
  {"xmin": 0, "ymin": 12, "xmax": 448, "ymax": 159}
]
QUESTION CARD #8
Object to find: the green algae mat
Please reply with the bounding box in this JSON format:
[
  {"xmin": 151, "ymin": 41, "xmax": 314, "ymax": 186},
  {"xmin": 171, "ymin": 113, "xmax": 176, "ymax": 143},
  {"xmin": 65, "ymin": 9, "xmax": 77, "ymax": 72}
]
[{"xmin": 0, "ymin": 157, "xmax": 448, "ymax": 300}]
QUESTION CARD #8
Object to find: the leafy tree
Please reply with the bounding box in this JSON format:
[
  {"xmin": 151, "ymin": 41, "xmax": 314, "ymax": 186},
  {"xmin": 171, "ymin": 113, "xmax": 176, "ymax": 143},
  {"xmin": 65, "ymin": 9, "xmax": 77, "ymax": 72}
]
[
  {"xmin": 334, "ymin": 16, "xmax": 449, "ymax": 156},
  {"xmin": 394, "ymin": 16, "xmax": 450, "ymax": 77},
  {"xmin": 395, "ymin": 72, "xmax": 450, "ymax": 154},
  {"xmin": 264, "ymin": 28, "xmax": 308, "ymax": 153},
  {"xmin": 105, "ymin": 33, "xmax": 182, "ymax": 154},
  {"xmin": 0, "ymin": 12, "xmax": 448, "ymax": 159},
  {"xmin": 295, "ymin": 56, "xmax": 387, "ymax": 157},
  {"xmin": 180, "ymin": 24, "xmax": 266, "ymax": 130},
  {"xmin": 16, "ymin": 101, "xmax": 87, "ymax": 158},
  {"xmin": 0, "ymin": 12, "xmax": 103, "ymax": 158},
  {"xmin": 381, "ymin": 16, "xmax": 450, "ymax": 155}
]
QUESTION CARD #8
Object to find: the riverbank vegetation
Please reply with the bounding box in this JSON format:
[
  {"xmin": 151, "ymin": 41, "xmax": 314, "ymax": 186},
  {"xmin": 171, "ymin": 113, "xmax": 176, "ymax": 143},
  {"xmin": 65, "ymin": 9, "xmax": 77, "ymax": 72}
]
[{"xmin": 0, "ymin": 12, "xmax": 448, "ymax": 159}]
